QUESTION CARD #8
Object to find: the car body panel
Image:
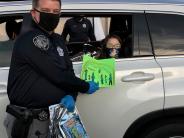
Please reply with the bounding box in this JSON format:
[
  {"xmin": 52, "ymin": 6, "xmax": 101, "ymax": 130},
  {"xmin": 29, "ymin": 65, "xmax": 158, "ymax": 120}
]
[
  {"xmin": 155, "ymin": 56, "xmax": 184, "ymax": 108},
  {"xmin": 73, "ymin": 57, "xmax": 164, "ymax": 138},
  {"xmin": 0, "ymin": 68, "xmax": 9, "ymax": 138}
]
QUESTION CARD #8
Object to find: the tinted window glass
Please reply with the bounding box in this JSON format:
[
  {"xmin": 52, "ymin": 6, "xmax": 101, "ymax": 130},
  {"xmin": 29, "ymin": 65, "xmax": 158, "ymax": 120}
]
[
  {"xmin": 147, "ymin": 13, "xmax": 184, "ymax": 55},
  {"xmin": 0, "ymin": 19, "xmax": 22, "ymax": 67},
  {"xmin": 133, "ymin": 14, "xmax": 152, "ymax": 56}
]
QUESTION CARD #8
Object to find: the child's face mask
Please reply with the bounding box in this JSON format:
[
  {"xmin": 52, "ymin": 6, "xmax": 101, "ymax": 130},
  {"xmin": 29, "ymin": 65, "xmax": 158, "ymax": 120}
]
[
  {"xmin": 107, "ymin": 48, "xmax": 120, "ymax": 58},
  {"xmin": 106, "ymin": 39, "xmax": 121, "ymax": 58}
]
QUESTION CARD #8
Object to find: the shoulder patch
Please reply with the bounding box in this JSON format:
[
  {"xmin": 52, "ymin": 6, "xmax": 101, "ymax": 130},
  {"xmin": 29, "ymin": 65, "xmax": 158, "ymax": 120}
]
[{"xmin": 33, "ymin": 35, "xmax": 49, "ymax": 51}]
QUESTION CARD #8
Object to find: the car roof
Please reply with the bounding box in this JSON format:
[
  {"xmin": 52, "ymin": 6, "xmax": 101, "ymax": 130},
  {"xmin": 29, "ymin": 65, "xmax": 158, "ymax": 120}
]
[
  {"xmin": 1, "ymin": 0, "xmax": 184, "ymax": 14},
  {"xmin": 1, "ymin": 0, "xmax": 184, "ymax": 5},
  {"xmin": 63, "ymin": 0, "xmax": 184, "ymax": 4}
]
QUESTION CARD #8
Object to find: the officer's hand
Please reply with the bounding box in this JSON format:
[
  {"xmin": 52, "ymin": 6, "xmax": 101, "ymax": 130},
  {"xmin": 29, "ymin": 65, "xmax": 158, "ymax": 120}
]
[
  {"xmin": 87, "ymin": 81, "xmax": 99, "ymax": 94},
  {"xmin": 60, "ymin": 95, "xmax": 75, "ymax": 112}
]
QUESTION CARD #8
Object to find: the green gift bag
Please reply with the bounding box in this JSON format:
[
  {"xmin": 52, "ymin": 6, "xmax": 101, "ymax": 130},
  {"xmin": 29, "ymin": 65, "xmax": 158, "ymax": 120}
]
[{"xmin": 81, "ymin": 55, "xmax": 115, "ymax": 88}]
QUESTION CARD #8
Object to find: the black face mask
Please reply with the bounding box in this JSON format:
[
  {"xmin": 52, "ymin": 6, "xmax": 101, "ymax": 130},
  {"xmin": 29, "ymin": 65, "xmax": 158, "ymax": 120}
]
[{"xmin": 34, "ymin": 9, "xmax": 60, "ymax": 32}]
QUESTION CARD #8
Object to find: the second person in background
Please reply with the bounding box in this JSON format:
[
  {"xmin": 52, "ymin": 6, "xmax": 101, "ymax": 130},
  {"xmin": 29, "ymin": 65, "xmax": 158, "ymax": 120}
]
[{"xmin": 62, "ymin": 16, "xmax": 96, "ymax": 43}]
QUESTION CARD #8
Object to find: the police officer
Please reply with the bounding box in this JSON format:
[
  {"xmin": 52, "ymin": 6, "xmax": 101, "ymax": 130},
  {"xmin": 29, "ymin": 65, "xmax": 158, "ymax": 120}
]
[
  {"xmin": 62, "ymin": 16, "xmax": 96, "ymax": 43},
  {"xmin": 4, "ymin": 0, "xmax": 99, "ymax": 138}
]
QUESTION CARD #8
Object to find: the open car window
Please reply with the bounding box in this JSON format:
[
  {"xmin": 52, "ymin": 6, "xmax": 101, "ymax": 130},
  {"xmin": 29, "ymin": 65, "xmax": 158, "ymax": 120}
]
[
  {"xmin": 56, "ymin": 13, "xmax": 153, "ymax": 62},
  {"xmin": 0, "ymin": 13, "xmax": 154, "ymax": 66}
]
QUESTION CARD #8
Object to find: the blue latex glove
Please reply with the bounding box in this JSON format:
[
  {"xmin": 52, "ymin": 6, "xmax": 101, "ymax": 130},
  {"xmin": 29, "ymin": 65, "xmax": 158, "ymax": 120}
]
[
  {"xmin": 87, "ymin": 81, "xmax": 99, "ymax": 94},
  {"xmin": 60, "ymin": 95, "xmax": 75, "ymax": 112}
]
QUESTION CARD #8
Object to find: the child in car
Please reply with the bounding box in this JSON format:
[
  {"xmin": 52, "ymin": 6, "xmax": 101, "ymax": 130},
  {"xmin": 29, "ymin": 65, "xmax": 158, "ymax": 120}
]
[{"xmin": 100, "ymin": 34, "xmax": 123, "ymax": 59}]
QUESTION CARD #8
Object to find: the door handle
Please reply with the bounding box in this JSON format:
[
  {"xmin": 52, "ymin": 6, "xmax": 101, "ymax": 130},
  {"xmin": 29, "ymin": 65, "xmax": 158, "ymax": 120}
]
[
  {"xmin": 0, "ymin": 83, "xmax": 7, "ymax": 94},
  {"xmin": 121, "ymin": 71, "xmax": 155, "ymax": 82}
]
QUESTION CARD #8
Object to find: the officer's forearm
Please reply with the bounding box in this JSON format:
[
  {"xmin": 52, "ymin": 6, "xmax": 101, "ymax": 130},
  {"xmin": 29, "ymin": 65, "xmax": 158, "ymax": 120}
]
[{"xmin": 58, "ymin": 71, "xmax": 89, "ymax": 93}]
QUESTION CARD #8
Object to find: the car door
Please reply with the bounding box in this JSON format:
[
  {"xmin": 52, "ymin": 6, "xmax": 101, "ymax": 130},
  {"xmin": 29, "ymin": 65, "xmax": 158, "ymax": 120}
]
[
  {"xmin": 72, "ymin": 13, "xmax": 164, "ymax": 138},
  {"xmin": 146, "ymin": 12, "xmax": 184, "ymax": 109}
]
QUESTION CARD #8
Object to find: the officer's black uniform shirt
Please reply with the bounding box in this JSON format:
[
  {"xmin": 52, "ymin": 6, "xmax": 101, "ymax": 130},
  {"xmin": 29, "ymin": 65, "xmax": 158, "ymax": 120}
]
[
  {"xmin": 62, "ymin": 17, "xmax": 96, "ymax": 42},
  {"xmin": 7, "ymin": 20, "xmax": 89, "ymax": 108}
]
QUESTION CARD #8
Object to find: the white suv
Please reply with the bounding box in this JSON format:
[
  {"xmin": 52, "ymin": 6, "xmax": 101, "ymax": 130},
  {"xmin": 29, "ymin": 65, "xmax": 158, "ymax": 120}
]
[{"xmin": 0, "ymin": 0, "xmax": 184, "ymax": 138}]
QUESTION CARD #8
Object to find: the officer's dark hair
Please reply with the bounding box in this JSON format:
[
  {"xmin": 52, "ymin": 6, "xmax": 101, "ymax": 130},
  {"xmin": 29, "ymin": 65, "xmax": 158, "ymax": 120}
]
[{"xmin": 32, "ymin": 0, "xmax": 61, "ymax": 8}]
